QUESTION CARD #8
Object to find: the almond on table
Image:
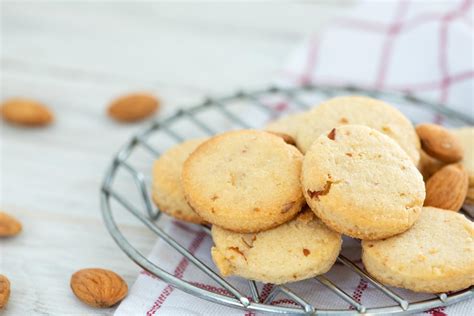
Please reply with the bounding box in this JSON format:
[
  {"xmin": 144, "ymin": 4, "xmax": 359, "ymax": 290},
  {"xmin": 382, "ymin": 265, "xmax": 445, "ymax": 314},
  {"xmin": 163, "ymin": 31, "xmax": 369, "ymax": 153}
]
[
  {"xmin": 0, "ymin": 98, "xmax": 54, "ymax": 127},
  {"xmin": 70, "ymin": 268, "xmax": 128, "ymax": 308},
  {"xmin": 0, "ymin": 275, "xmax": 10, "ymax": 309},
  {"xmin": 107, "ymin": 93, "xmax": 159, "ymax": 122},
  {"xmin": 0, "ymin": 212, "xmax": 22, "ymax": 237}
]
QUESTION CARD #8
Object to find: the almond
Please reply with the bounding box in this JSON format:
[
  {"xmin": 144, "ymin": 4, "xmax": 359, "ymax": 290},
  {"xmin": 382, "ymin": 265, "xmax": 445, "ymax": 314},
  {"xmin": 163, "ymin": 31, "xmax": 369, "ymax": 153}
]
[
  {"xmin": 418, "ymin": 149, "xmax": 446, "ymax": 180},
  {"xmin": 70, "ymin": 268, "xmax": 128, "ymax": 308},
  {"xmin": 1, "ymin": 98, "xmax": 54, "ymax": 126},
  {"xmin": 0, "ymin": 275, "xmax": 10, "ymax": 309},
  {"xmin": 424, "ymin": 164, "xmax": 469, "ymax": 212},
  {"xmin": 0, "ymin": 212, "xmax": 22, "ymax": 237},
  {"xmin": 108, "ymin": 93, "xmax": 159, "ymax": 122},
  {"xmin": 416, "ymin": 123, "xmax": 463, "ymax": 163}
]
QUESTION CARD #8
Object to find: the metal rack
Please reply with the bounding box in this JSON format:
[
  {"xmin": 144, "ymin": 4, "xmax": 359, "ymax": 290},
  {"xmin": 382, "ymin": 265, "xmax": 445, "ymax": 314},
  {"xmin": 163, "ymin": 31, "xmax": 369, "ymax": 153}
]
[{"xmin": 100, "ymin": 85, "xmax": 473, "ymax": 315}]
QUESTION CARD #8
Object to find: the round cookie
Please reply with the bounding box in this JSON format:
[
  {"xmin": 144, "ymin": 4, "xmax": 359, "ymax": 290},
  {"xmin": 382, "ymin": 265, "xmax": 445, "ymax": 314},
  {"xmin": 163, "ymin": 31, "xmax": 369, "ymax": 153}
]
[
  {"xmin": 296, "ymin": 95, "xmax": 420, "ymax": 165},
  {"xmin": 182, "ymin": 130, "xmax": 304, "ymax": 233},
  {"xmin": 211, "ymin": 210, "xmax": 342, "ymax": 284},
  {"xmin": 452, "ymin": 127, "xmax": 474, "ymax": 185},
  {"xmin": 265, "ymin": 112, "xmax": 307, "ymax": 146},
  {"xmin": 362, "ymin": 207, "xmax": 474, "ymax": 293},
  {"xmin": 301, "ymin": 125, "xmax": 425, "ymax": 240},
  {"xmin": 152, "ymin": 139, "xmax": 206, "ymax": 224}
]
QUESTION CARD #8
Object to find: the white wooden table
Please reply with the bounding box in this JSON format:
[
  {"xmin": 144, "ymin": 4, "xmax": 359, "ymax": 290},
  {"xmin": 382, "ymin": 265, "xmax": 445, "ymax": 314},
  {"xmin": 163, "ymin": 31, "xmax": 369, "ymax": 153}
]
[{"xmin": 1, "ymin": 2, "xmax": 347, "ymax": 315}]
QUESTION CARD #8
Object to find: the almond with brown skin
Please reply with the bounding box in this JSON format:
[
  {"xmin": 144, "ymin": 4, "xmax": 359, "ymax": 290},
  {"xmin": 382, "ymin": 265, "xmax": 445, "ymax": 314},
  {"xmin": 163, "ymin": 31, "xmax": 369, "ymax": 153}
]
[
  {"xmin": 0, "ymin": 212, "xmax": 22, "ymax": 237},
  {"xmin": 416, "ymin": 123, "xmax": 463, "ymax": 163},
  {"xmin": 424, "ymin": 164, "xmax": 469, "ymax": 212},
  {"xmin": 0, "ymin": 275, "xmax": 10, "ymax": 309},
  {"xmin": 70, "ymin": 268, "xmax": 128, "ymax": 308},
  {"xmin": 418, "ymin": 149, "xmax": 446, "ymax": 180},
  {"xmin": 1, "ymin": 98, "xmax": 54, "ymax": 126},
  {"xmin": 108, "ymin": 93, "xmax": 159, "ymax": 122}
]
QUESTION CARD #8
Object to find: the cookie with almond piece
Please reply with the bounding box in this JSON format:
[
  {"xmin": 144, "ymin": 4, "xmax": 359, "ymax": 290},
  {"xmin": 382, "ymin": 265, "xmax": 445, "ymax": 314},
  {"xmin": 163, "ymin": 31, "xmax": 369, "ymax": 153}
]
[
  {"xmin": 211, "ymin": 210, "xmax": 342, "ymax": 284},
  {"xmin": 301, "ymin": 125, "xmax": 425, "ymax": 240},
  {"xmin": 152, "ymin": 139, "xmax": 207, "ymax": 224},
  {"xmin": 182, "ymin": 130, "xmax": 304, "ymax": 233},
  {"xmin": 265, "ymin": 112, "xmax": 307, "ymax": 148},
  {"xmin": 362, "ymin": 207, "xmax": 474, "ymax": 293},
  {"xmin": 296, "ymin": 96, "xmax": 420, "ymax": 165}
]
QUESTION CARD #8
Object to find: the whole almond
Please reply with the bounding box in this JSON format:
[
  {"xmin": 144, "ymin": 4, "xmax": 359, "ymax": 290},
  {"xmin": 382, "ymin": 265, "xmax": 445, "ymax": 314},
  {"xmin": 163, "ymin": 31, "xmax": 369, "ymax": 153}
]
[
  {"xmin": 0, "ymin": 212, "xmax": 22, "ymax": 237},
  {"xmin": 418, "ymin": 149, "xmax": 446, "ymax": 180},
  {"xmin": 108, "ymin": 93, "xmax": 159, "ymax": 122},
  {"xmin": 1, "ymin": 98, "xmax": 53, "ymax": 126},
  {"xmin": 416, "ymin": 123, "xmax": 463, "ymax": 163},
  {"xmin": 0, "ymin": 275, "xmax": 10, "ymax": 309},
  {"xmin": 70, "ymin": 268, "xmax": 128, "ymax": 308},
  {"xmin": 424, "ymin": 164, "xmax": 469, "ymax": 212}
]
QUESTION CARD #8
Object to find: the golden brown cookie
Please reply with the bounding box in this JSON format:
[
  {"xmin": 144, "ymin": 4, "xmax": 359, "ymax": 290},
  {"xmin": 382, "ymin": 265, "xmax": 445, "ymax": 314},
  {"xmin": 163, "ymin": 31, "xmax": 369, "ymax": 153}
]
[
  {"xmin": 296, "ymin": 96, "xmax": 420, "ymax": 165},
  {"xmin": 265, "ymin": 112, "xmax": 307, "ymax": 147},
  {"xmin": 301, "ymin": 125, "xmax": 425, "ymax": 240},
  {"xmin": 362, "ymin": 207, "xmax": 474, "ymax": 293},
  {"xmin": 152, "ymin": 139, "xmax": 206, "ymax": 224},
  {"xmin": 182, "ymin": 130, "xmax": 304, "ymax": 233},
  {"xmin": 211, "ymin": 210, "xmax": 342, "ymax": 284}
]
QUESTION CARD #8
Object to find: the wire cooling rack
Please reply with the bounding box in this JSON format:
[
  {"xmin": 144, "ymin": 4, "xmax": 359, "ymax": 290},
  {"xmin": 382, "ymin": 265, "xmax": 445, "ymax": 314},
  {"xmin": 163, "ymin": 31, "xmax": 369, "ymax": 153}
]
[{"xmin": 101, "ymin": 85, "xmax": 473, "ymax": 315}]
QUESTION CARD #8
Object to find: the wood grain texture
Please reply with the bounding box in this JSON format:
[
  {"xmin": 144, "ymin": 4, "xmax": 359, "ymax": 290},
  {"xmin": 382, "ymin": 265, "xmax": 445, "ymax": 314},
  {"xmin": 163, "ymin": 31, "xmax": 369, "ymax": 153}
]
[{"xmin": 0, "ymin": 2, "xmax": 345, "ymax": 315}]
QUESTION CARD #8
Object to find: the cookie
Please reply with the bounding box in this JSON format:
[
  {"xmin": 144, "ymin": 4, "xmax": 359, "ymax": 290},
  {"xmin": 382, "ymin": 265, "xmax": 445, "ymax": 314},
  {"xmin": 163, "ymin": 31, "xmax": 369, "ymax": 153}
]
[
  {"xmin": 452, "ymin": 127, "xmax": 474, "ymax": 185},
  {"xmin": 211, "ymin": 210, "xmax": 342, "ymax": 284},
  {"xmin": 152, "ymin": 139, "xmax": 206, "ymax": 224},
  {"xmin": 182, "ymin": 130, "xmax": 304, "ymax": 233},
  {"xmin": 265, "ymin": 112, "xmax": 307, "ymax": 146},
  {"xmin": 362, "ymin": 207, "xmax": 474, "ymax": 293},
  {"xmin": 301, "ymin": 125, "xmax": 425, "ymax": 240},
  {"xmin": 296, "ymin": 96, "xmax": 420, "ymax": 165}
]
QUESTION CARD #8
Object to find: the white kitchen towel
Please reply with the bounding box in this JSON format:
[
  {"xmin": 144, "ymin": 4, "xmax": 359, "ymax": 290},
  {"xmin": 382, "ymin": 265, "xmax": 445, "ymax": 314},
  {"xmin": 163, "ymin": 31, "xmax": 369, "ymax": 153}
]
[{"xmin": 115, "ymin": 1, "xmax": 473, "ymax": 315}]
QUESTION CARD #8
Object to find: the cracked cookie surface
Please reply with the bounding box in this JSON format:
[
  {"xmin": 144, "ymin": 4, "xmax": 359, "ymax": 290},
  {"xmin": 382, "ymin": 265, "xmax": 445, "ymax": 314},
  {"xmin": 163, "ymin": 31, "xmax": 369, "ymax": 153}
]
[
  {"xmin": 182, "ymin": 130, "xmax": 304, "ymax": 233},
  {"xmin": 301, "ymin": 125, "xmax": 425, "ymax": 240},
  {"xmin": 362, "ymin": 207, "xmax": 474, "ymax": 293},
  {"xmin": 211, "ymin": 210, "xmax": 342, "ymax": 284}
]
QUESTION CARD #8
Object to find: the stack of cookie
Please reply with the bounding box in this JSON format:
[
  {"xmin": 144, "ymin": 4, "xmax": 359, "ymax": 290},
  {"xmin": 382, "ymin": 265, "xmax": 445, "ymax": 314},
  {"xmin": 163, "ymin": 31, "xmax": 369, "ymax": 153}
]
[{"xmin": 152, "ymin": 95, "xmax": 474, "ymax": 294}]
